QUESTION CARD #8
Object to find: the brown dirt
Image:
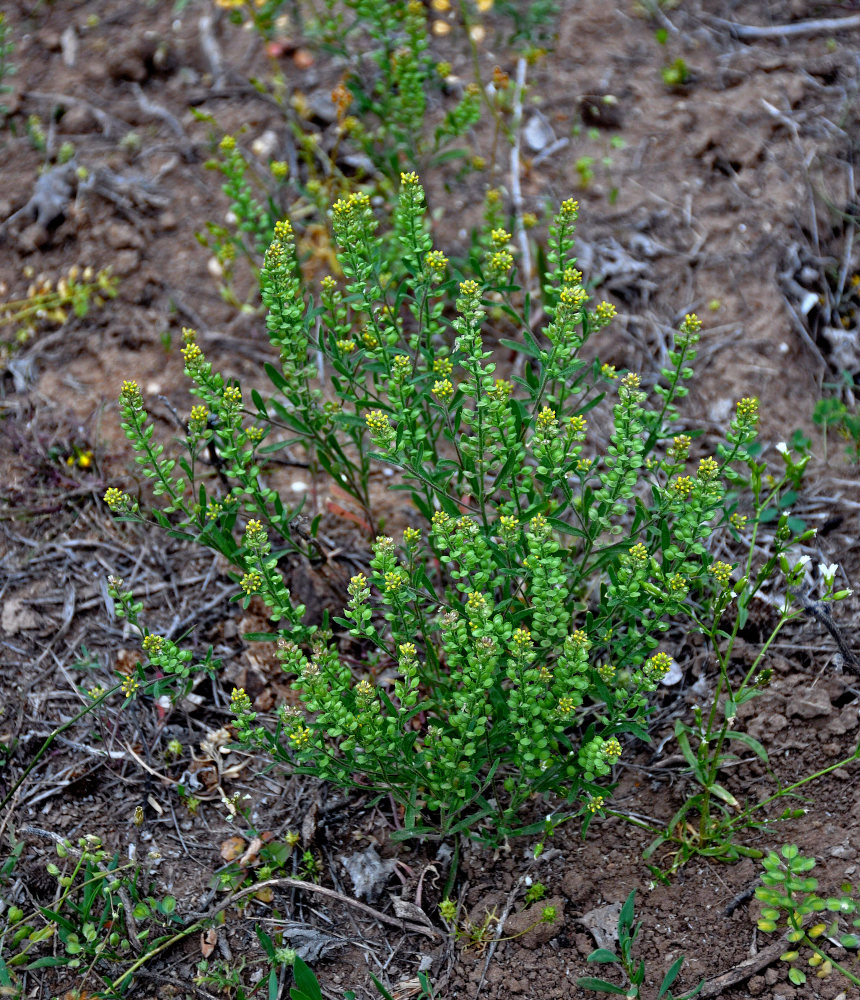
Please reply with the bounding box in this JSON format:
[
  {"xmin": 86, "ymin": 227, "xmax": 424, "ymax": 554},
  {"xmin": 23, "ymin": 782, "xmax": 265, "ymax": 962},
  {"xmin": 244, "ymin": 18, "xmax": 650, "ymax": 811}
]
[{"xmin": 1, "ymin": 1, "xmax": 860, "ymax": 998}]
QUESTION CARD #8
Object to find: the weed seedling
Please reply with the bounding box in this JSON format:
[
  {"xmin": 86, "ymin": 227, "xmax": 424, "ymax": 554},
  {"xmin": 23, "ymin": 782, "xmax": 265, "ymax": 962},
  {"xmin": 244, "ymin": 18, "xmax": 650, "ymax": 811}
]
[{"xmin": 577, "ymin": 890, "xmax": 703, "ymax": 999}]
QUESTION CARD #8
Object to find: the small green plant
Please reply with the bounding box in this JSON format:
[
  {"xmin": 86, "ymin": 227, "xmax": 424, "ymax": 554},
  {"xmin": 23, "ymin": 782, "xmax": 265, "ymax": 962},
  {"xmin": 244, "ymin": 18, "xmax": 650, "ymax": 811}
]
[
  {"xmin": 0, "ymin": 834, "xmax": 185, "ymax": 997},
  {"xmin": 0, "ymin": 12, "xmax": 15, "ymax": 118},
  {"xmin": 438, "ymin": 895, "xmax": 558, "ymax": 952},
  {"xmin": 812, "ymin": 372, "xmax": 860, "ymax": 463},
  {"xmin": 577, "ymin": 889, "xmax": 702, "ymax": 998},
  {"xmin": 639, "ymin": 434, "xmax": 854, "ymax": 871},
  {"xmin": 756, "ymin": 844, "xmax": 860, "ymax": 987},
  {"xmin": 288, "ymin": 952, "xmax": 436, "ymax": 1000},
  {"xmin": 1, "ymin": 265, "xmax": 117, "ymax": 369},
  {"xmin": 660, "ymin": 57, "xmax": 690, "ymax": 89}
]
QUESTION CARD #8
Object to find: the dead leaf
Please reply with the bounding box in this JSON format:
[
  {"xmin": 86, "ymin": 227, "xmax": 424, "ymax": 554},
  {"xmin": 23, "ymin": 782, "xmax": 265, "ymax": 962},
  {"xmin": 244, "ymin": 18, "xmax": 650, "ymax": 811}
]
[
  {"xmin": 580, "ymin": 900, "xmax": 622, "ymax": 951},
  {"xmin": 220, "ymin": 836, "xmax": 246, "ymax": 862},
  {"xmin": 1, "ymin": 596, "xmax": 40, "ymax": 634},
  {"xmin": 200, "ymin": 928, "xmax": 217, "ymax": 958},
  {"xmin": 341, "ymin": 846, "xmax": 397, "ymax": 901},
  {"xmin": 238, "ymin": 836, "xmax": 264, "ymax": 868},
  {"xmin": 391, "ymin": 897, "xmax": 433, "ymax": 927},
  {"xmin": 254, "ymin": 885, "xmax": 274, "ymax": 903}
]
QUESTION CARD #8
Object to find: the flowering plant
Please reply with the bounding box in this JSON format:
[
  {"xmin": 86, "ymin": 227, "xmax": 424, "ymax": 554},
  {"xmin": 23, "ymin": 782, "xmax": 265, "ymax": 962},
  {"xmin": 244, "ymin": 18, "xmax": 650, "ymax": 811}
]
[{"xmin": 108, "ymin": 174, "xmax": 794, "ymax": 841}]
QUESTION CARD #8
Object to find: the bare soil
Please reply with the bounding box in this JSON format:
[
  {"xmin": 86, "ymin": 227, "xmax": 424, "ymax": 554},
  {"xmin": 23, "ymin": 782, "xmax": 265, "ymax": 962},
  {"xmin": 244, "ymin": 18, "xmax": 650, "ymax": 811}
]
[{"xmin": 1, "ymin": 1, "xmax": 860, "ymax": 998}]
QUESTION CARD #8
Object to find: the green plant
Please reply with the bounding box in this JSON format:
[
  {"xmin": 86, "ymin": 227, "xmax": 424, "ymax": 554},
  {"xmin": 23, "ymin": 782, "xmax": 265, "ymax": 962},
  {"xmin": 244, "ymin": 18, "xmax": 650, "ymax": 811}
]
[
  {"xmin": 0, "ymin": 12, "xmax": 15, "ymax": 118},
  {"xmin": 639, "ymin": 440, "xmax": 854, "ymax": 870},
  {"xmin": 0, "ymin": 265, "xmax": 117, "ymax": 369},
  {"xmin": 577, "ymin": 889, "xmax": 702, "ymax": 998},
  {"xmin": 107, "ymin": 174, "xmax": 786, "ymax": 844},
  {"xmin": 288, "ymin": 952, "xmax": 436, "ymax": 1000},
  {"xmin": 756, "ymin": 844, "xmax": 860, "ymax": 987},
  {"xmin": 0, "ymin": 833, "xmax": 186, "ymax": 998},
  {"xmin": 812, "ymin": 372, "xmax": 860, "ymax": 463},
  {"xmin": 438, "ymin": 894, "xmax": 558, "ymax": 952}
]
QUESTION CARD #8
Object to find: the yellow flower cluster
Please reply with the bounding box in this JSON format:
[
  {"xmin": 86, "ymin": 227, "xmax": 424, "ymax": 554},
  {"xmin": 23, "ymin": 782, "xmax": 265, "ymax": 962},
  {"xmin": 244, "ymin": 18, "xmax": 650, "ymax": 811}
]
[
  {"xmin": 537, "ymin": 406, "xmax": 556, "ymax": 430},
  {"xmin": 365, "ymin": 410, "xmax": 391, "ymax": 434},
  {"xmin": 673, "ymin": 475, "xmax": 694, "ymax": 497},
  {"xmin": 121, "ymin": 675, "xmax": 140, "ymax": 698},
  {"xmin": 356, "ymin": 678, "xmax": 375, "ymax": 698},
  {"xmin": 559, "ymin": 198, "xmax": 579, "ymax": 220},
  {"xmin": 433, "ymin": 378, "xmax": 454, "ymax": 402},
  {"xmin": 736, "ymin": 397, "xmax": 759, "ymax": 421},
  {"xmin": 681, "ymin": 313, "xmax": 702, "ymax": 334},
  {"xmin": 240, "ymin": 572, "xmax": 262, "ymax": 595},
  {"xmin": 104, "ymin": 487, "xmax": 126, "ymax": 510},
  {"xmin": 559, "ymin": 286, "xmax": 588, "ymax": 309},
  {"xmin": 244, "ymin": 519, "xmax": 267, "ymax": 547},
  {"xmin": 698, "ymin": 456, "xmax": 719, "ymax": 479},
  {"xmin": 289, "ymin": 727, "xmax": 311, "ymax": 748},
  {"xmin": 425, "ymin": 250, "xmax": 448, "ymax": 272},
  {"xmin": 119, "ymin": 379, "xmax": 142, "ymax": 407},
  {"xmin": 570, "ymin": 628, "xmax": 589, "ymax": 648},
  {"xmin": 512, "ymin": 627, "xmax": 532, "ymax": 649},
  {"xmin": 645, "ymin": 652, "xmax": 673, "ymax": 679},
  {"xmin": 595, "ymin": 301, "xmax": 616, "ymax": 323},
  {"xmin": 142, "ymin": 634, "xmax": 163, "ymax": 655},
  {"xmin": 711, "ymin": 561, "xmax": 733, "ymax": 587},
  {"xmin": 628, "ymin": 542, "xmax": 648, "ymax": 561}
]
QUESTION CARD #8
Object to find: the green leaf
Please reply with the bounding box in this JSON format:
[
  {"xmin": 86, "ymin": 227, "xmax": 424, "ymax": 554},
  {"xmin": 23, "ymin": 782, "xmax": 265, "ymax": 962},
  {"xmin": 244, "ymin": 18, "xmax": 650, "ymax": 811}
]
[
  {"xmin": 658, "ymin": 956, "xmax": 685, "ymax": 998},
  {"xmin": 586, "ymin": 948, "xmax": 620, "ymax": 963},
  {"xmin": 291, "ymin": 956, "xmax": 323, "ymax": 1000},
  {"xmin": 722, "ymin": 730, "xmax": 769, "ymax": 763},
  {"xmin": 574, "ymin": 977, "xmax": 628, "ymax": 994}
]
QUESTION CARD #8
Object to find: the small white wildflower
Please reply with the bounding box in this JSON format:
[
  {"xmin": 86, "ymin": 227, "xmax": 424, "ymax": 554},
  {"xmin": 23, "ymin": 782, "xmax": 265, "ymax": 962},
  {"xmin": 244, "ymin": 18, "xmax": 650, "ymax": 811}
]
[
  {"xmin": 796, "ymin": 555, "xmax": 811, "ymax": 568},
  {"xmin": 775, "ymin": 441, "xmax": 789, "ymax": 455},
  {"xmin": 819, "ymin": 562, "xmax": 838, "ymax": 584}
]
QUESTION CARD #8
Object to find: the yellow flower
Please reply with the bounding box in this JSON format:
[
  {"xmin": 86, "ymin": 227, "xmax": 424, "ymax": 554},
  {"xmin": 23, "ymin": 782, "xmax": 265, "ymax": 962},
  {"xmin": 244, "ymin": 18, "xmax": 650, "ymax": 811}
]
[
  {"xmin": 736, "ymin": 397, "xmax": 759, "ymax": 421},
  {"xmin": 433, "ymin": 378, "xmax": 454, "ymax": 403},
  {"xmin": 536, "ymin": 406, "xmax": 556, "ymax": 430},
  {"xmin": 104, "ymin": 487, "xmax": 124, "ymax": 509},
  {"xmin": 698, "ymin": 456, "xmax": 719, "ymax": 479},
  {"xmin": 289, "ymin": 727, "xmax": 311, "ymax": 748},
  {"xmin": 559, "ymin": 198, "xmax": 579, "ymax": 220},
  {"xmin": 645, "ymin": 652, "xmax": 672, "ymax": 679}
]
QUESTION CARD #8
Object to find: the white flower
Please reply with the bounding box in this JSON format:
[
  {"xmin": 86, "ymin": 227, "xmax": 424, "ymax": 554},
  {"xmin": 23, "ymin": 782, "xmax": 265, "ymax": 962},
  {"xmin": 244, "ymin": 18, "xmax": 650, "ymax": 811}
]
[
  {"xmin": 819, "ymin": 562, "xmax": 838, "ymax": 584},
  {"xmin": 776, "ymin": 441, "xmax": 789, "ymax": 455},
  {"xmin": 796, "ymin": 555, "xmax": 811, "ymax": 568}
]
